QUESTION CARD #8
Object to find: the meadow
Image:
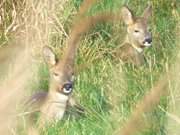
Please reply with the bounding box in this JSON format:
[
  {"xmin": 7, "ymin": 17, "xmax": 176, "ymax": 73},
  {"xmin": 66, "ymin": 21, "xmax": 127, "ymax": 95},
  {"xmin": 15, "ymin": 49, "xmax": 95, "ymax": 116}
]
[{"xmin": 0, "ymin": 0, "xmax": 179, "ymax": 135}]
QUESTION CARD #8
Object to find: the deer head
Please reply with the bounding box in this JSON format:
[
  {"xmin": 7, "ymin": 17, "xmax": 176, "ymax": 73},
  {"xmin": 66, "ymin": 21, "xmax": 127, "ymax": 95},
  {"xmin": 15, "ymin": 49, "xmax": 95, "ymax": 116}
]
[
  {"xmin": 43, "ymin": 46, "xmax": 74, "ymax": 97},
  {"xmin": 121, "ymin": 4, "xmax": 152, "ymax": 51}
]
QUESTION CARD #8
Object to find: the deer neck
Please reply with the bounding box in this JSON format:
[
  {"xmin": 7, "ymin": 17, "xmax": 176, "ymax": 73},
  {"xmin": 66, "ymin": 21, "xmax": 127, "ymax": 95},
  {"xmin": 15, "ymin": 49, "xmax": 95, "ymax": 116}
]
[
  {"xmin": 49, "ymin": 91, "xmax": 68, "ymax": 104},
  {"xmin": 39, "ymin": 91, "xmax": 68, "ymax": 122},
  {"xmin": 125, "ymin": 35, "xmax": 143, "ymax": 53}
]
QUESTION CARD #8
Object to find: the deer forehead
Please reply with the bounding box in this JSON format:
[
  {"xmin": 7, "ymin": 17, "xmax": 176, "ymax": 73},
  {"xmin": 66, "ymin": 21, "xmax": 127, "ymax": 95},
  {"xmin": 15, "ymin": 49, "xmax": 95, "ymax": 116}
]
[
  {"xmin": 130, "ymin": 17, "xmax": 147, "ymax": 29},
  {"xmin": 51, "ymin": 72, "xmax": 73, "ymax": 85},
  {"xmin": 135, "ymin": 18, "xmax": 148, "ymax": 27}
]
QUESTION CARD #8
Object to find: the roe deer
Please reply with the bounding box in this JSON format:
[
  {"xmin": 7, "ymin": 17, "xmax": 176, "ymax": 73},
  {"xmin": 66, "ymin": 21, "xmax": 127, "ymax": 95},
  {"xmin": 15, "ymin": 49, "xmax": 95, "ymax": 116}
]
[
  {"xmin": 115, "ymin": 4, "xmax": 152, "ymax": 66},
  {"xmin": 24, "ymin": 0, "xmax": 104, "ymax": 125},
  {"xmin": 26, "ymin": 13, "xmax": 115, "ymax": 125}
]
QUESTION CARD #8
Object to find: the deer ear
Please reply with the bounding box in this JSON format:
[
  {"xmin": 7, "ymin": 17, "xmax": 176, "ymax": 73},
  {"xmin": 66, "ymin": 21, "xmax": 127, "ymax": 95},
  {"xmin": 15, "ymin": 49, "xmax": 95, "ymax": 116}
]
[
  {"xmin": 142, "ymin": 4, "xmax": 152, "ymax": 21},
  {"xmin": 43, "ymin": 46, "xmax": 56, "ymax": 66},
  {"xmin": 121, "ymin": 6, "xmax": 134, "ymax": 25}
]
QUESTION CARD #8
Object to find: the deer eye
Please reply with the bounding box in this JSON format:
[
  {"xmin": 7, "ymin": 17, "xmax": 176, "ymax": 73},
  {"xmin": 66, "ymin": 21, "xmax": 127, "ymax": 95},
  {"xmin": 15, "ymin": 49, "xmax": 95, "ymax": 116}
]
[
  {"xmin": 134, "ymin": 30, "xmax": 140, "ymax": 33},
  {"xmin": 62, "ymin": 83, "xmax": 73, "ymax": 94},
  {"xmin": 53, "ymin": 72, "xmax": 59, "ymax": 79}
]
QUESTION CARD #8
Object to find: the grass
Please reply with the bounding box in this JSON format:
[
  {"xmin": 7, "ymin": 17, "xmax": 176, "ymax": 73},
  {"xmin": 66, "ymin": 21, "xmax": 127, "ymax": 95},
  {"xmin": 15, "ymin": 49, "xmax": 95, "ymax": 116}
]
[{"xmin": 0, "ymin": 0, "xmax": 179, "ymax": 135}]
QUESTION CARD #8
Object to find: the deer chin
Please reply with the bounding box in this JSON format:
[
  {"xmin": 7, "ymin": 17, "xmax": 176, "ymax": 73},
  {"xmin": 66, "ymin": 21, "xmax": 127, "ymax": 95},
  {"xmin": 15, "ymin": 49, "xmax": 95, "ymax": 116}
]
[
  {"xmin": 55, "ymin": 92, "xmax": 69, "ymax": 102},
  {"xmin": 143, "ymin": 41, "xmax": 152, "ymax": 47},
  {"xmin": 131, "ymin": 44, "xmax": 143, "ymax": 53},
  {"xmin": 42, "ymin": 92, "xmax": 69, "ymax": 121}
]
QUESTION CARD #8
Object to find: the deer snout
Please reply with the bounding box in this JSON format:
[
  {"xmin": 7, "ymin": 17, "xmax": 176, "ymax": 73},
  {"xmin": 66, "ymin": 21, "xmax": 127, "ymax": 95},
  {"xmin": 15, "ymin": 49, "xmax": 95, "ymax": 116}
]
[
  {"xmin": 145, "ymin": 37, "xmax": 152, "ymax": 44},
  {"xmin": 143, "ymin": 34, "xmax": 152, "ymax": 47},
  {"xmin": 58, "ymin": 83, "xmax": 73, "ymax": 95}
]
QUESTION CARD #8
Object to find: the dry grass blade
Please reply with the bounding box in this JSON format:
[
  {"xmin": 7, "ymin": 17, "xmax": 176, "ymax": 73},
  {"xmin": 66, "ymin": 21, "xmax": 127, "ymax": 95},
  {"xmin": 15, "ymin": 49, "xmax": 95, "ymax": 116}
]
[
  {"xmin": 78, "ymin": 0, "xmax": 97, "ymax": 16},
  {"xmin": 116, "ymin": 77, "xmax": 168, "ymax": 135},
  {"xmin": 159, "ymin": 106, "xmax": 180, "ymax": 124},
  {"xmin": 61, "ymin": 12, "xmax": 115, "ymax": 68},
  {"xmin": 0, "ymin": 45, "xmax": 33, "ymax": 135},
  {"xmin": 166, "ymin": 4, "xmax": 180, "ymax": 134}
]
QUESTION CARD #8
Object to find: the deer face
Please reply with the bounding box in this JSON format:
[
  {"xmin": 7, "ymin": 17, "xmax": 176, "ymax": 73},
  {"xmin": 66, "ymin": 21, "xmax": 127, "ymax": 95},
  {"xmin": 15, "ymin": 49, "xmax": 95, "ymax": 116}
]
[
  {"xmin": 121, "ymin": 5, "xmax": 152, "ymax": 49},
  {"xmin": 42, "ymin": 46, "xmax": 74, "ymax": 96}
]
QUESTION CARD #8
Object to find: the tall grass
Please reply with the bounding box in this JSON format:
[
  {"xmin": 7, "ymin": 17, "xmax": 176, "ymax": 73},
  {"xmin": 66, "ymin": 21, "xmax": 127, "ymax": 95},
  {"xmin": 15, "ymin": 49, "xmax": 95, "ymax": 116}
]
[{"xmin": 0, "ymin": 0, "xmax": 179, "ymax": 135}]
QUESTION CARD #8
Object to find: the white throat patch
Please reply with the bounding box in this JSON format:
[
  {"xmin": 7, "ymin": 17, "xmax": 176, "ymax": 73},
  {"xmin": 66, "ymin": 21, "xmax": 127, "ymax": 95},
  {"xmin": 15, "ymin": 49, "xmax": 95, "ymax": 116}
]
[
  {"xmin": 131, "ymin": 44, "xmax": 143, "ymax": 53},
  {"xmin": 55, "ymin": 92, "xmax": 69, "ymax": 102},
  {"xmin": 41, "ymin": 92, "xmax": 69, "ymax": 121}
]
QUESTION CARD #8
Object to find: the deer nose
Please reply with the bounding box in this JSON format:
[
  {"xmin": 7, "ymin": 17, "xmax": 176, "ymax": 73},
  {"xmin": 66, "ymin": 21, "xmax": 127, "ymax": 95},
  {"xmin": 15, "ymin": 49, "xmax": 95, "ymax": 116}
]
[
  {"xmin": 144, "ymin": 37, "xmax": 152, "ymax": 44},
  {"xmin": 145, "ymin": 38, "xmax": 152, "ymax": 43},
  {"xmin": 61, "ymin": 83, "xmax": 73, "ymax": 95},
  {"xmin": 63, "ymin": 83, "xmax": 73, "ymax": 91}
]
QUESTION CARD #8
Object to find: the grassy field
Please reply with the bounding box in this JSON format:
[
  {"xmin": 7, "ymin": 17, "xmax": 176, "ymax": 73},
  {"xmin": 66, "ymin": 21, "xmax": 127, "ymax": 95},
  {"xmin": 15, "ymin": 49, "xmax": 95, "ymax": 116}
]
[{"xmin": 0, "ymin": 0, "xmax": 179, "ymax": 135}]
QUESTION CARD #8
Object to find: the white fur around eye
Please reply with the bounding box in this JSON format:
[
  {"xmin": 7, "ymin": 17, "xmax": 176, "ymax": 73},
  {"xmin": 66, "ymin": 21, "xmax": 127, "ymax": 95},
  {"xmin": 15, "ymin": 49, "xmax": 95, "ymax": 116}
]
[
  {"xmin": 71, "ymin": 75, "xmax": 75, "ymax": 82},
  {"xmin": 53, "ymin": 73, "xmax": 59, "ymax": 80},
  {"xmin": 134, "ymin": 32, "xmax": 139, "ymax": 36}
]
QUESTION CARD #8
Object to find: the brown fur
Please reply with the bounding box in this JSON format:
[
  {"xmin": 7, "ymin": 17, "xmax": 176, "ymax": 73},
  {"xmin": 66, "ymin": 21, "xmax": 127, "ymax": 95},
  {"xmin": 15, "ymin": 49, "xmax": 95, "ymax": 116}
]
[
  {"xmin": 25, "ymin": 2, "xmax": 115, "ymax": 127},
  {"xmin": 114, "ymin": 4, "xmax": 152, "ymax": 66},
  {"xmin": 25, "ymin": 0, "xmax": 103, "ymax": 133},
  {"xmin": 38, "ymin": 13, "xmax": 115, "ymax": 121},
  {"xmin": 26, "ymin": 2, "xmax": 153, "ymax": 132},
  {"xmin": 115, "ymin": 43, "xmax": 145, "ymax": 65}
]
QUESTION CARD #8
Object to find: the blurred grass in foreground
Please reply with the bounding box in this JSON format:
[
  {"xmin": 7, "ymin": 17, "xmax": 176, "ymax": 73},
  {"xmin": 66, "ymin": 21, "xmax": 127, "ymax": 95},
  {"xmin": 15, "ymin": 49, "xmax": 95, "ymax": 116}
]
[{"xmin": 0, "ymin": 0, "xmax": 179, "ymax": 135}]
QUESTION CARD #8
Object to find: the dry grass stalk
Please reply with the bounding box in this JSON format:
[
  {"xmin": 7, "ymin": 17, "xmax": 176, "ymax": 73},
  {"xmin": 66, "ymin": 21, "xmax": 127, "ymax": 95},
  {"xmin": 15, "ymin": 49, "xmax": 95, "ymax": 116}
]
[
  {"xmin": 0, "ymin": 44, "xmax": 33, "ymax": 135},
  {"xmin": 166, "ymin": 4, "xmax": 180, "ymax": 134},
  {"xmin": 116, "ymin": 77, "xmax": 168, "ymax": 135},
  {"xmin": 0, "ymin": 0, "xmax": 62, "ymax": 134},
  {"xmin": 116, "ymin": 10, "xmax": 179, "ymax": 134}
]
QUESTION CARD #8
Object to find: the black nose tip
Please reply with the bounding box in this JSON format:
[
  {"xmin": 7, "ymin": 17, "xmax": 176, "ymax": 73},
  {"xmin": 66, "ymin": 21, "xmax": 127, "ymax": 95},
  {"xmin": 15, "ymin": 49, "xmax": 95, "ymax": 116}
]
[
  {"xmin": 64, "ymin": 83, "xmax": 73, "ymax": 90},
  {"xmin": 145, "ymin": 38, "xmax": 152, "ymax": 44}
]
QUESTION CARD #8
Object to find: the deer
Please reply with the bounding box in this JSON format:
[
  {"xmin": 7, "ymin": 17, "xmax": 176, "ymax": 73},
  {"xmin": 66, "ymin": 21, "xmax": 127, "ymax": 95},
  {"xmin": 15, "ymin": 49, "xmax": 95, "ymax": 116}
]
[
  {"xmin": 23, "ymin": 0, "xmax": 102, "ymax": 124},
  {"xmin": 67, "ymin": 4, "xmax": 153, "ymax": 67},
  {"xmin": 25, "ymin": 13, "xmax": 115, "ymax": 128},
  {"xmin": 25, "ymin": 1, "xmax": 152, "ymax": 128},
  {"xmin": 114, "ymin": 4, "xmax": 152, "ymax": 66}
]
